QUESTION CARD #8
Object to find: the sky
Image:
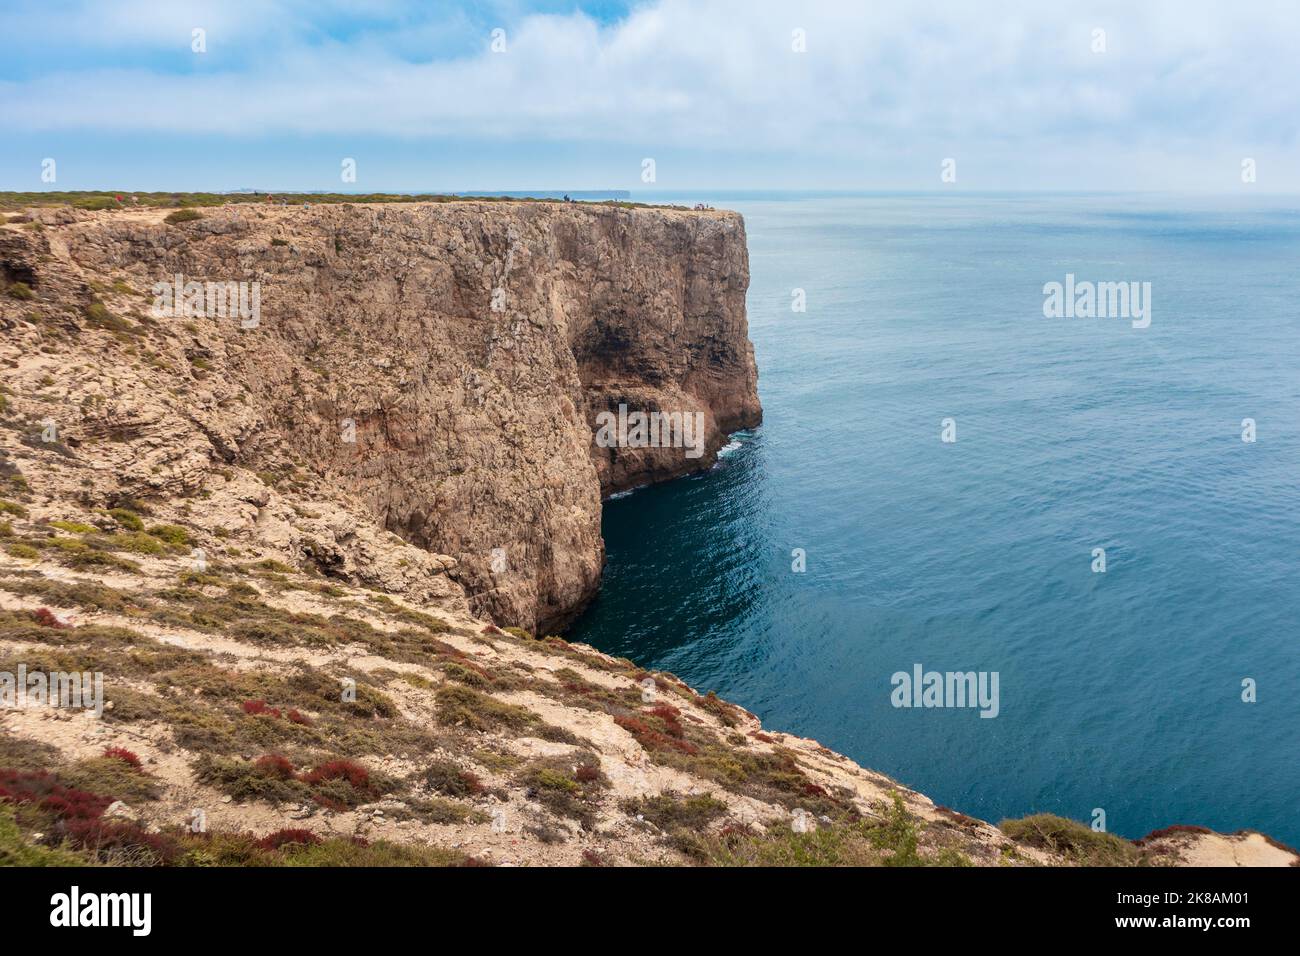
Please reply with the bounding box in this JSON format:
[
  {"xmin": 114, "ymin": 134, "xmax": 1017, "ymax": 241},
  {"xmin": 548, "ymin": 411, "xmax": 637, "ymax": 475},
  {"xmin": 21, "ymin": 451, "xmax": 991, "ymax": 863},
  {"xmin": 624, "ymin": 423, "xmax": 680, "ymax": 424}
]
[{"xmin": 2, "ymin": 0, "xmax": 1299, "ymax": 193}]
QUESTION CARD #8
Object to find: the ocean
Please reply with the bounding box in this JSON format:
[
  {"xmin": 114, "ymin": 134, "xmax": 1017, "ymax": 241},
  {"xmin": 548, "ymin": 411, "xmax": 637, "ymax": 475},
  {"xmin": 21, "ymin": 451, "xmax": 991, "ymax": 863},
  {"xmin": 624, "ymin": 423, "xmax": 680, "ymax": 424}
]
[{"xmin": 567, "ymin": 192, "xmax": 1300, "ymax": 847}]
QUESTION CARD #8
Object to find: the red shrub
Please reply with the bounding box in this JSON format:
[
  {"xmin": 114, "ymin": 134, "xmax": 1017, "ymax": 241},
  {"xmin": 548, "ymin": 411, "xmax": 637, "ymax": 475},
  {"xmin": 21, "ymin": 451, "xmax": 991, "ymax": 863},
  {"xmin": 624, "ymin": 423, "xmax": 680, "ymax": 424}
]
[
  {"xmin": 645, "ymin": 704, "xmax": 685, "ymax": 737},
  {"xmin": 1135, "ymin": 824, "xmax": 1214, "ymax": 846},
  {"xmin": 581, "ymin": 849, "xmax": 607, "ymax": 867},
  {"xmin": 255, "ymin": 827, "xmax": 322, "ymax": 850},
  {"xmin": 243, "ymin": 700, "xmax": 313, "ymax": 725},
  {"xmin": 574, "ymin": 763, "xmax": 601, "ymax": 783},
  {"xmin": 750, "ymin": 731, "xmax": 776, "ymax": 744},
  {"xmin": 253, "ymin": 754, "xmax": 296, "ymax": 780},
  {"xmin": 31, "ymin": 607, "xmax": 67, "ymax": 629},
  {"xmin": 103, "ymin": 747, "xmax": 143, "ymax": 770},
  {"xmin": 935, "ymin": 806, "xmax": 981, "ymax": 829},
  {"xmin": 614, "ymin": 715, "xmax": 698, "ymax": 756},
  {"xmin": 425, "ymin": 764, "xmax": 486, "ymax": 797},
  {"xmin": 633, "ymin": 671, "xmax": 670, "ymax": 692},
  {"xmin": 63, "ymin": 819, "xmax": 180, "ymax": 863},
  {"xmin": 302, "ymin": 759, "xmax": 370, "ymax": 790},
  {"xmin": 614, "ymin": 714, "xmax": 650, "ymax": 736},
  {"xmin": 0, "ymin": 769, "xmax": 111, "ymax": 821}
]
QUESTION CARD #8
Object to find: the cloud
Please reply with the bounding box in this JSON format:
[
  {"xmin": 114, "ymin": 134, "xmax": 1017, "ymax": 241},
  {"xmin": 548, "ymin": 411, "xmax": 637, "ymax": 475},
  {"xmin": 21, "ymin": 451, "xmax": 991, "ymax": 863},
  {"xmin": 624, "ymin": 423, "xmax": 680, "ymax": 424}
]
[{"xmin": 3, "ymin": 0, "xmax": 1299, "ymax": 188}]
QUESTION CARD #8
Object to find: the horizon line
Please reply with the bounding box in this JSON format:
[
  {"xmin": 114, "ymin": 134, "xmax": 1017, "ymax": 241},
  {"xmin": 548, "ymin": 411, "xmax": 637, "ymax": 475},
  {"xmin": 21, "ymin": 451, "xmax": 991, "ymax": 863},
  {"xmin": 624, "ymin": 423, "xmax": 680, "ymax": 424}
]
[{"xmin": 4, "ymin": 188, "xmax": 1298, "ymax": 197}]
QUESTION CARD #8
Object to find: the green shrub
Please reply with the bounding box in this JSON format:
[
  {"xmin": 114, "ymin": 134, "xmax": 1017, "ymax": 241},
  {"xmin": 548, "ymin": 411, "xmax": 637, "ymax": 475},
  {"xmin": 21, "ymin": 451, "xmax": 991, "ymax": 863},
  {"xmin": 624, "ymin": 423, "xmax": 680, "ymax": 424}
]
[
  {"xmin": 868, "ymin": 792, "xmax": 922, "ymax": 865},
  {"xmin": 164, "ymin": 208, "xmax": 202, "ymax": 225},
  {"xmin": 108, "ymin": 508, "xmax": 144, "ymax": 531},
  {"xmin": 999, "ymin": 813, "xmax": 1141, "ymax": 866},
  {"xmin": 0, "ymin": 806, "xmax": 85, "ymax": 866},
  {"xmin": 683, "ymin": 821, "xmax": 880, "ymax": 867},
  {"xmin": 441, "ymin": 661, "xmax": 491, "ymax": 687},
  {"xmin": 57, "ymin": 548, "xmax": 141, "ymax": 574},
  {"xmin": 97, "ymin": 532, "xmax": 164, "ymax": 555},
  {"xmin": 83, "ymin": 301, "xmax": 133, "ymax": 333},
  {"xmin": 622, "ymin": 791, "xmax": 728, "ymax": 831},
  {"xmin": 60, "ymin": 756, "xmax": 161, "ymax": 803},
  {"xmin": 435, "ymin": 684, "xmax": 539, "ymax": 733},
  {"xmin": 515, "ymin": 755, "xmax": 608, "ymax": 826},
  {"xmin": 6, "ymin": 282, "xmax": 34, "ymax": 301},
  {"xmin": 421, "ymin": 759, "xmax": 485, "ymax": 798},
  {"xmin": 147, "ymin": 524, "xmax": 190, "ymax": 546},
  {"xmin": 397, "ymin": 797, "xmax": 487, "ymax": 825},
  {"xmin": 0, "ymin": 576, "xmax": 132, "ymax": 611},
  {"xmin": 194, "ymin": 754, "xmax": 313, "ymax": 805},
  {"xmin": 49, "ymin": 521, "xmax": 96, "ymax": 534},
  {"xmin": 274, "ymin": 838, "xmax": 469, "ymax": 867},
  {"xmin": 252, "ymin": 558, "xmax": 295, "ymax": 574}
]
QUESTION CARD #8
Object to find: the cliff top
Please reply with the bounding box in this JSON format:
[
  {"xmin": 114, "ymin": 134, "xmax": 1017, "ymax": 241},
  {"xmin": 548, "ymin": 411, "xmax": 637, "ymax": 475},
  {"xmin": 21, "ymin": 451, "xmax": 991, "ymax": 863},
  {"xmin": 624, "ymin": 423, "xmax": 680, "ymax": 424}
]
[{"xmin": 0, "ymin": 191, "xmax": 738, "ymax": 219}]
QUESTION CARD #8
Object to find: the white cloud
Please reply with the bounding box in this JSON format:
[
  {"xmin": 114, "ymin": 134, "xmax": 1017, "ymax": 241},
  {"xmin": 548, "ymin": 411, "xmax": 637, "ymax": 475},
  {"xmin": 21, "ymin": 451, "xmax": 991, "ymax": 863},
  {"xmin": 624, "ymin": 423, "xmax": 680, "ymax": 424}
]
[{"xmin": 4, "ymin": 0, "xmax": 1300, "ymax": 188}]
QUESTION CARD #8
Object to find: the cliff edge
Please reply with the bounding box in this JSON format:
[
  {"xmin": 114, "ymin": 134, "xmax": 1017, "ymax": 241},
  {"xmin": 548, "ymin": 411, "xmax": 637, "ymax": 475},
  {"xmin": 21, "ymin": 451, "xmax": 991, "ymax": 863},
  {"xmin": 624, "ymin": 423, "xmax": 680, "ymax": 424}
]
[{"xmin": 0, "ymin": 201, "xmax": 1292, "ymax": 868}]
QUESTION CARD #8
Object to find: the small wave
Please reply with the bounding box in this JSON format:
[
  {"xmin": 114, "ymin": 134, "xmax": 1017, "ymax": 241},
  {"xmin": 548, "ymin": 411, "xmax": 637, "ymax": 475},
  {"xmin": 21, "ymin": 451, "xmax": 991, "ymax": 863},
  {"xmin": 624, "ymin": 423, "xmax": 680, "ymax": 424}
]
[{"xmin": 606, "ymin": 484, "xmax": 648, "ymax": 501}]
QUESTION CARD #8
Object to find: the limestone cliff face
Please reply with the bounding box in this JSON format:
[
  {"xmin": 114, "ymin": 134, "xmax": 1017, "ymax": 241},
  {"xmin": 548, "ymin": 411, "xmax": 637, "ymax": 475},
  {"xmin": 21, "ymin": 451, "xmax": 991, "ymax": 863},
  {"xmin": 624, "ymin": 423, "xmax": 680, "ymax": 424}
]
[
  {"xmin": 564, "ymin": 211, "xmax": 761, "ymax": 494},
  {"xmin": 0, "ymin": 202, "xmax": 760, "ymax": 632}
]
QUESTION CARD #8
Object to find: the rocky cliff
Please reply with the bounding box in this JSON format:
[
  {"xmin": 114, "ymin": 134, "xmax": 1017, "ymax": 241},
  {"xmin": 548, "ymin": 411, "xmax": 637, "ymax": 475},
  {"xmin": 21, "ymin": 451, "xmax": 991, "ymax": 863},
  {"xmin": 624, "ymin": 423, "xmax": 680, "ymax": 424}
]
[
  {"xmin": 0, "ymin": 200, "xmax": 1292, "ymax": 868},
  {"xmin": 0, "ymin": 201, "xmax": 761, "ymax": 634}
]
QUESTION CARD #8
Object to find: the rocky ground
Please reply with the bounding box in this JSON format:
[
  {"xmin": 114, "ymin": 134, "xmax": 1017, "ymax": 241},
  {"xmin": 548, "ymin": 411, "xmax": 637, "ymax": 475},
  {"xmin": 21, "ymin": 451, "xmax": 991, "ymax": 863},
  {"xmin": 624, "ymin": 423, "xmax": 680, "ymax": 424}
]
[{"xmin": 1, "ymin": 201, "xmax": 1294, "ymax": 867}]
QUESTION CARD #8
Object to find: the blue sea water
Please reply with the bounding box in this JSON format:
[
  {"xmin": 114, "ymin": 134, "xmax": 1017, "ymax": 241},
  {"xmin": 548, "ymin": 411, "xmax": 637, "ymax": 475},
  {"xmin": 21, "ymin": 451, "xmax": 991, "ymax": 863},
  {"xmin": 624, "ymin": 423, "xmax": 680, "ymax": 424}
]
[{"xmin": 567, "ymin": 192, "xmax": 1300, "ymax": 847}]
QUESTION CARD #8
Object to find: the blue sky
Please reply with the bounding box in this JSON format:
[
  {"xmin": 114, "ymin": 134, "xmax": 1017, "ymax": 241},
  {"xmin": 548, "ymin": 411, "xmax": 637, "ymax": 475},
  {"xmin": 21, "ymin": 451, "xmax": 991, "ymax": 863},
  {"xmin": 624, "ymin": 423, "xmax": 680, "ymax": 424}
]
[{"xmin": 3, "ymin": 0, "xmax": 1299, "ymax": 192}]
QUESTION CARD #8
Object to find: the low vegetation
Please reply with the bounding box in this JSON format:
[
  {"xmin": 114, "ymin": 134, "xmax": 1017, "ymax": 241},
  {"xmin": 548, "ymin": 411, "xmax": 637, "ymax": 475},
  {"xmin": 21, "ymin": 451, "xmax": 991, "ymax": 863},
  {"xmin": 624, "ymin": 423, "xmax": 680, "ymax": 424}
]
[
  {"xmin": 515, "ymin": 755, "xmax": 609, "ymax": 827},
  {"xmin": 0, "ymin": 191, "xmax": 679, "ymax": 212},
  {"xmin": 162, "ymin": 208, "xmax": 203, "ymax": 225},
  {"xmin": 999, "ymin": 813, "xmax": 1142, "ymax": 866}
]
